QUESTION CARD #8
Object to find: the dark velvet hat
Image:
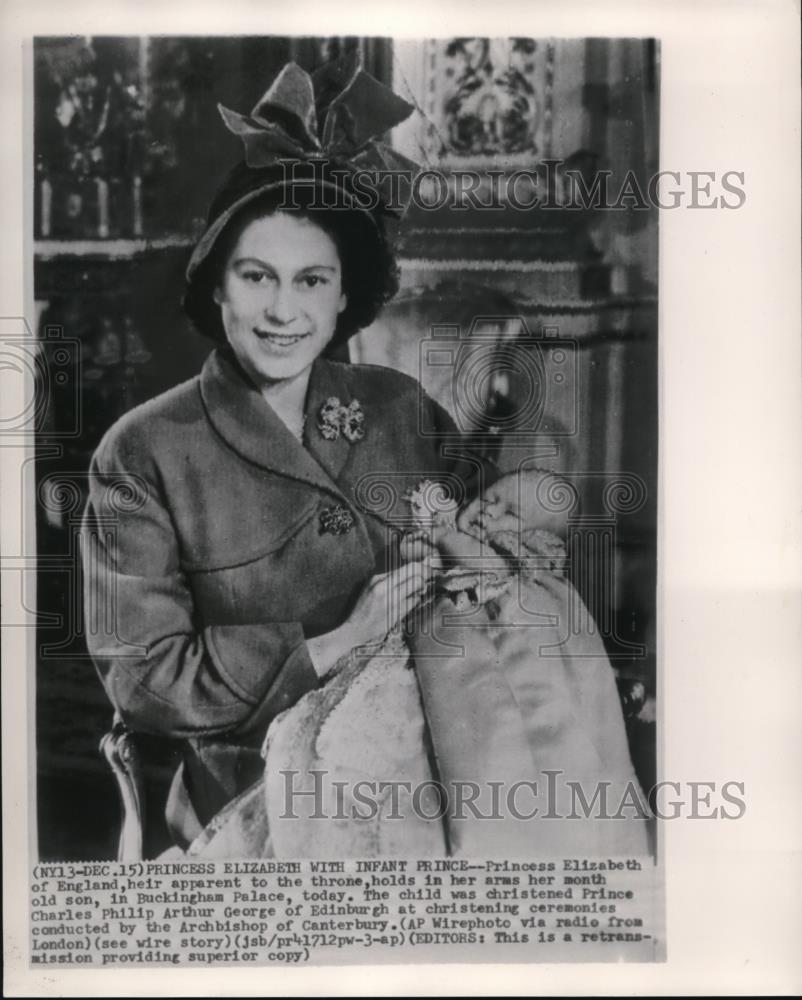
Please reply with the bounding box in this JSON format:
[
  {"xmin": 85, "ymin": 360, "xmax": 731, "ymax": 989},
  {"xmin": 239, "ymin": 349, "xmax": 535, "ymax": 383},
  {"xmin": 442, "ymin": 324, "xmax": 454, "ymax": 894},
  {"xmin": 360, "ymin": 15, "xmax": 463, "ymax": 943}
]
[{"xmin": 185, "ymin": 53, "xmax": 421, "ymax": 282}]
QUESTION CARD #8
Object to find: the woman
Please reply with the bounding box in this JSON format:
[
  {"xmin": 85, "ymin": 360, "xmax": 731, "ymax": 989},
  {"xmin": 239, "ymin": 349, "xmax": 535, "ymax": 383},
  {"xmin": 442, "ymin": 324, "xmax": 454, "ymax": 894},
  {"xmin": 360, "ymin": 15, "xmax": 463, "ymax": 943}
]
[
  {"xmin": 81, "ymin": 58, "xmax": 472, "ymax": 848},
  {"xmin": 83, "ymin": 57, "xmax": 649, "ymax": 858}
]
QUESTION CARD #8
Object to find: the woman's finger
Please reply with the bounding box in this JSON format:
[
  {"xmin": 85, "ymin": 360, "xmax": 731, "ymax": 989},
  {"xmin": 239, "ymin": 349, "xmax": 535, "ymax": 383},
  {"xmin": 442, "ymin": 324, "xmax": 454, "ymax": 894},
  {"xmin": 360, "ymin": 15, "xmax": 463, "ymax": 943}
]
[
  {"xmin": 399, "ymin": 582, "xmax": 432, "ymax": 616},
  {"xmin": 391, "ymin": 559, "xmax": 433, "ymax": 590},
  {"xmin": 368, "ymin": 562, "xmax": 422, "ymax": 596}
]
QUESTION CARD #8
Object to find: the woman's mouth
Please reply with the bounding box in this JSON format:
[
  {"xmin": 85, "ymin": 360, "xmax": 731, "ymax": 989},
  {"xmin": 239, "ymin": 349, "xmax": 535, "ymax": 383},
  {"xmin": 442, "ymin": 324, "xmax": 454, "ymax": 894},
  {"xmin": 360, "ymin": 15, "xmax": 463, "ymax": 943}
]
[{"xmin": 253, "ymin": 329, "xmax": 311, "ymax": 348}]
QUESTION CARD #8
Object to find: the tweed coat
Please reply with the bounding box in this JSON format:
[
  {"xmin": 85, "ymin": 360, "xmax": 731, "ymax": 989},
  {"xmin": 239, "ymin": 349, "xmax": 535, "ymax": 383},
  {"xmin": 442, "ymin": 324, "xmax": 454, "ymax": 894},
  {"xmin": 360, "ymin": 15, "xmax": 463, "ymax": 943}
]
[{"xmin": 81, "ymin": 346, "xmax": 475, "ymax": 845}]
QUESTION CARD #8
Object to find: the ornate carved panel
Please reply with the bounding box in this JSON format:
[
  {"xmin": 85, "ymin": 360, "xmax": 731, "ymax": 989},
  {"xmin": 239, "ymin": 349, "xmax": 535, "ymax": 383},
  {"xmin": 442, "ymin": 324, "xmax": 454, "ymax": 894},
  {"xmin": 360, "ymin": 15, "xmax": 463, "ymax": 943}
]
[{"xmin": 392, "ymin": 38, "xmax": 587, "ymax": 167}]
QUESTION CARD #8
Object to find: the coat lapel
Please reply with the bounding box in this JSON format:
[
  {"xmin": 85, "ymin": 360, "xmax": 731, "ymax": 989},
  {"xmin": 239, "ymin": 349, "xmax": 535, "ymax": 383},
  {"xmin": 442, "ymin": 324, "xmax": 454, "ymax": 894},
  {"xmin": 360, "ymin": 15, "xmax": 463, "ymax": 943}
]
[
  {"xmin": 199, "ymin": 348, "xmax": 354, "ymax": 497},
  {"xmin": 302, "ymin": 355, "xmax": 354, "ymax": 487}
]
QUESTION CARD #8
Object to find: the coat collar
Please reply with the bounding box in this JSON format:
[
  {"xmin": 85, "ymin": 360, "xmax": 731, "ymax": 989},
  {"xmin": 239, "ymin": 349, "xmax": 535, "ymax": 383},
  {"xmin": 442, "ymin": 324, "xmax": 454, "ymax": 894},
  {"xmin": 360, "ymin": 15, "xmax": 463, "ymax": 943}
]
[{"xmin": 199, "ymin": 347, "xmax": 355, "ymax": 496}]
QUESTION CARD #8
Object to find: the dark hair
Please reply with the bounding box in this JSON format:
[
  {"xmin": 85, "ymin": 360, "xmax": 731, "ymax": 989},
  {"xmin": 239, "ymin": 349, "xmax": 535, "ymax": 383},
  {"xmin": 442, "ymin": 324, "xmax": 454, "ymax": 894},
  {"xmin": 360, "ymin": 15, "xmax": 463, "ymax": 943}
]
[{"xmin": 183, "ymin": 163, "xmax": 400, "ymax": 346}]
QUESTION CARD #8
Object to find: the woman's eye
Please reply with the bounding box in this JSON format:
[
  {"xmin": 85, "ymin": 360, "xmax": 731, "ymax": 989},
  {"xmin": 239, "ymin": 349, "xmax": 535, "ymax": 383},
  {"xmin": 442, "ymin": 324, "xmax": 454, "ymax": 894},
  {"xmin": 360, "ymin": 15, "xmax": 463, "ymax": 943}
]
[
  {"xmin": 300, "ymin": 275, "xmax": 327, "ymax": 288},
  {"xmin": 242, "ymin": 271, "xmax": 267, "ymax": 284}
]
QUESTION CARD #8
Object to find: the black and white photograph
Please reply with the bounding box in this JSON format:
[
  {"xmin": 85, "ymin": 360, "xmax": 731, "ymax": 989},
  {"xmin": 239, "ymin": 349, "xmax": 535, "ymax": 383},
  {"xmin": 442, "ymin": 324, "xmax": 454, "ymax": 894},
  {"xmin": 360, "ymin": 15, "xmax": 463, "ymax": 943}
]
[
  {"xmin": 2, "ymin": 0, "xmax": 800, "ymax": 995},
  {"xmin": 31, "ymin": 33, "xmax": 659, "ymax": 865}
]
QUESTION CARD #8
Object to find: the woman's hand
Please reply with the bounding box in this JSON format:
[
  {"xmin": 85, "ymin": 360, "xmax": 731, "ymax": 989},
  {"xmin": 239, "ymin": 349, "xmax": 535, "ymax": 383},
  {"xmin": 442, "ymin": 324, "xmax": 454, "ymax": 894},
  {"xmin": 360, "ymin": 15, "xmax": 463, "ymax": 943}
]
[{"xmin": 306, "ymin": 560, "xmax": 435, "ymax": 678}]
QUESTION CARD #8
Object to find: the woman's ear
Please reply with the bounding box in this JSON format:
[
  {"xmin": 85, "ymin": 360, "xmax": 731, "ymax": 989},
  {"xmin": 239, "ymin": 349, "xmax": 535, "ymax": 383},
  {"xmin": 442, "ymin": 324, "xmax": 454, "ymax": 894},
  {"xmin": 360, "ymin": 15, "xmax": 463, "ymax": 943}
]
[
  {"xmin": 213, "ymin": 285, "xmax": 223, "ymax": 306},
  {"xmin": 338, "ymin": 292, "xmax": 347, "ymax": 314}
]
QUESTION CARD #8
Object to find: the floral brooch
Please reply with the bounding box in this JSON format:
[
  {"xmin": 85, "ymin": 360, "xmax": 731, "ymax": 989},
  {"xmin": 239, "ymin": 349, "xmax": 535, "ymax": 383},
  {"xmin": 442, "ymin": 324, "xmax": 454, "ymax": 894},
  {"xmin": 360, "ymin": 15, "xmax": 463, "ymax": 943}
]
[{"xmin": 317, "ymin": 397, "xmax": 365, "ymax": 443}]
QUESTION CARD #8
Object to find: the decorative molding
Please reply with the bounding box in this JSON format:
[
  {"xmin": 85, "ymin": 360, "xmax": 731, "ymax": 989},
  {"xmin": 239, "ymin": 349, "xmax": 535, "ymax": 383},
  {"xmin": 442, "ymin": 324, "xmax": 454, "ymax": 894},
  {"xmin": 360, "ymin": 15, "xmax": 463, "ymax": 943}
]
[
  {"xmin": 392, "ymin": 38, "xmax": 585, "ymax": 167},
  {"xmin": 399, "ymin": 257, "xmax": 583, "ymax": 272},
  {"xmin": 34, "ymin": 237, "xmax": 193, "ymax": 260}
]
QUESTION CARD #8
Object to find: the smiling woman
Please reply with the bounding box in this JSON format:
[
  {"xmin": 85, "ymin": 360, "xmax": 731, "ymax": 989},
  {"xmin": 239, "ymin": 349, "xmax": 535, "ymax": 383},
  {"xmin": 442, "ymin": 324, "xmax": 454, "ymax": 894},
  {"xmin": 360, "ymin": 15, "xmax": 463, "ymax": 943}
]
[
  {"xmin": 217, "ymin": 212, "xmax": 347, "ymax": 368},
  {"xmin": 81, "ymin": 54, "xmax": 648, "ymax": 860},
  {"xmin": 183, "ymin": 164, "xmax": 401, "ymax": 353},
  {"xmin": 80, "ymin": 57, "xmax": 469, "ymax": 849},
  {"xmin": 213, "ymin": 212, "xmax": 347, "ymax": 437},
  {"xmin": 182, "ymin": 166, "xmax": 402, "ymax": 441}
]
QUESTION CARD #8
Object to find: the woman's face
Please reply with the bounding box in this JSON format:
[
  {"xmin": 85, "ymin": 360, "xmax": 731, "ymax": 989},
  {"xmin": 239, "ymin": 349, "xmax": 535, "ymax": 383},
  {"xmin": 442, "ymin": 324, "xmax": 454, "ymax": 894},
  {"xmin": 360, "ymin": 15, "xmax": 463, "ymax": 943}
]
[{"xmin": 213, "ymin": 211, "xmax": 347, "ymax": 386}]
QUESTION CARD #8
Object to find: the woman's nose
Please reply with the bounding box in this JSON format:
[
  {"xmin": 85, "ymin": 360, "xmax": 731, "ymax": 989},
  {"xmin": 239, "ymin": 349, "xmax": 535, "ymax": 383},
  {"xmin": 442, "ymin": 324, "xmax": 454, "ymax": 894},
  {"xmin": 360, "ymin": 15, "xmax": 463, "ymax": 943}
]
[{"xmin": 263, "ymin": 283, "xmax": 296, "ymax": 325}]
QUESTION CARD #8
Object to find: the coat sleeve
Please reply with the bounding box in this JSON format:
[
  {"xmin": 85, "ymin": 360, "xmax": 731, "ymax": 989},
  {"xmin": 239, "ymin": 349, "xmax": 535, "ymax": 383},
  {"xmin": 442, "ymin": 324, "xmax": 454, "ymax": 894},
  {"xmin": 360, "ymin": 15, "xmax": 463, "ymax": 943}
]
[{"xmin": 80, "ymin": 429, "xmax": 319, "ymax": 741}]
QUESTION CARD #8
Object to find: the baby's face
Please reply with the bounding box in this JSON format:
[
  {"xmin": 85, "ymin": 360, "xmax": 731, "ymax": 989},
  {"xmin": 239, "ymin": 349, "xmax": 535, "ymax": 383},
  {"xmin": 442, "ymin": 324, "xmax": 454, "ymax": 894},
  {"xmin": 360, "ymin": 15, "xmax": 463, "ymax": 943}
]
[
  {"xmin": 457, "ymin": 469, "xmax": 571, "ymax": 540},
  {"xmin": 399, "ymin": 470, "xmax": 571, "ymax": 597}
]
